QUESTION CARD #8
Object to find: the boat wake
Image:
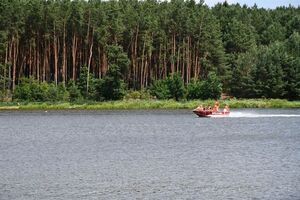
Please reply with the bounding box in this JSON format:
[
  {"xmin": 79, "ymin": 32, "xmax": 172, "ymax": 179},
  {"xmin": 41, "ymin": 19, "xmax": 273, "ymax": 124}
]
[{"xmin": 229, "ymin": 112, "xmax": 300, "ymax": 118}]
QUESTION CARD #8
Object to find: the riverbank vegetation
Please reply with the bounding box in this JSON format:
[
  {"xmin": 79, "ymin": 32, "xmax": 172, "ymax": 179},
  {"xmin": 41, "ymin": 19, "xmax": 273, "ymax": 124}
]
[
  {"xmin": 0, "ymin": 0, "xmax": 299, "ymax": 104},
  {"xmin": 1, "ymin": 99, "xmax": 300, "ymax": 110}
]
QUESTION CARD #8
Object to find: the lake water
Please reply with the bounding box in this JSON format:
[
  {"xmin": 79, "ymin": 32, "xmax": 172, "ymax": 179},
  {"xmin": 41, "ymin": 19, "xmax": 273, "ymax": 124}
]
[{"xmin": 0, "ymin": 109, "xmax": 300, "ymax": 200}]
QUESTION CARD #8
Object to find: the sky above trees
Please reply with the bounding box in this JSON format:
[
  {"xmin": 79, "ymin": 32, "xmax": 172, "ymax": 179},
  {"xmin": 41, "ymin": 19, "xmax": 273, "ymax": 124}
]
[{"xmin": 204, "ymin": 0, "xmax": 300, "ymax": 9}]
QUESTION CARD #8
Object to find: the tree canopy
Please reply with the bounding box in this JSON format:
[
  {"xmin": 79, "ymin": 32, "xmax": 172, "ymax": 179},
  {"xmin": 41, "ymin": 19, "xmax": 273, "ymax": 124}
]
[{"xmin": 0, "ymin": 0, "xmax": 299, "ymax": 100}]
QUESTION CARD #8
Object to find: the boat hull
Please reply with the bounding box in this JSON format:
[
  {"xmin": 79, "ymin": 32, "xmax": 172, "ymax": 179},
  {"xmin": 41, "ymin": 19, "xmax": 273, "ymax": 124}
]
[{"xmin": 193, "ymin": 110, "xmax": 230, "ymax": 118}]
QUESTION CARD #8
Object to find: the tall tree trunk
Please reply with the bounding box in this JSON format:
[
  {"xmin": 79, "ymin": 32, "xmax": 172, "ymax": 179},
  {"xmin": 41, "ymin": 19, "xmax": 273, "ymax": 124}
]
[
  {"xmin": 186, "ymin": 36, "xmax": 190, "ymax": 84},
  {"xmin": 13, "ymin": 38, "xmax": 18, "ymax": 90},
  {"xmin": 171, "ymin": 33, "xmax": 175, "ymax": 74},
  {"xmin": 145, "ymin": 34, "xmax": 154, "ymax": 87},
  {"xmin": 87, "ymin": 28, "xmax": 94, "ymax": 93},
  {"xmin": 47, "ymin": 40, "xmax": 51, "ymax": 82},
  {"xmin": 86, "ymin": 10, "xmax": 91, "ymax": 66},
  {"xmin": 18, "ymin": 54, "xmax": 26, "ymax": 82},
  {"xmin": 144, "ymin": 50, "xmax": 149, "ymax": 88},
  {"xmin": 8, "ymin": 39, "xmax": 13, "ymax": 90},
  {"xmin": 12, "ymin": 36, "xmax": 19, "ymax": 91},
  {"xmin": 176, "ymin": 45, "xmax": 180, "ymax": 73},
  {"xmin": 43, "ymin": 40, "xmax": 47, "ymax": 82},
  {"xmin": 29, "ymin": 42, "xmax": 32, "ymax": 77},
  {"xmin": 79, "ymin": 40, "xmax": 83, "ymax": 70},
  {"xmin": 98, "ymin": 46, "xmax": 101, "ymax": 78},
  {"xmin": 104, "ymin": 52, "xmax": 107, "ymax": 72},
  {"xmin": 141, "ymin": 40, "xmax": 145, "ymax": 88},
  {"xmin": 4, "ymin": 43, "xmax": 8, "ymax": 90},
  {"xmin": 145, "ymin": 49, "xmax": 152, "ymax": 87},
  {"xmin": 102, "ymin": 52, "xmax": 107, "ymax": 75},
  {"xmin": 130, "ymin": 38, "xmax": 134, "ymax": 86},
  {"xmin": 195, "ymin": 48, "xmax": 199, "ymax": 79},
  {"xmin": 53, "ymin": 33, "xmax": 59, "ymax": 85},
  {"xmin": 62, "ymin": 23, "xmax": 67, "ymax": 86},
  {"xmin": 72, "ymin": 34, "xmax": 78, "ymax": 80},
  {"xmin": 33, "ymin": 41, "xmax": 36, "ymax": 78},
  {"xmin": 163, "ymin": 44, "xmax": 167, "ymax": 79},
  {"xmin": 134, "ymin": 25, "xmax": 139, "ymax": 88},
  {"xmin": 36, "ymin": 40, "xmax": 39, "ymax": 81},
  {"xmin": 181, "ymin": 38, "xmax": 185, "ymax": 80},
  {"xmin": 158, "ymin": 43, "xmax": 161, "ymax": 80}
]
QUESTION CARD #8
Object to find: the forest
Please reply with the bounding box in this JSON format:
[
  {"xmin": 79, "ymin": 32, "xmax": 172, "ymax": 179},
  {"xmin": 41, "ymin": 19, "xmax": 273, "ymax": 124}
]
[{"xmin": 0, "ymin": 0, "xmax": 299, "ymax": 102}]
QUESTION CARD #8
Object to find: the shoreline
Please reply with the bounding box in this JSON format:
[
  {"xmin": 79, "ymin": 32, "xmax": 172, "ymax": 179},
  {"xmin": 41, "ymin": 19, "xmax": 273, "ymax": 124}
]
[{"xmin": 0, "ymin": 99, "xmax": 300, "ymax": 110}]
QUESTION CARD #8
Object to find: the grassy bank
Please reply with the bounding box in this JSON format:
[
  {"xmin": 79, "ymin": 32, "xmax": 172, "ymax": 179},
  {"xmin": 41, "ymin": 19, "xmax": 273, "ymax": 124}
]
[{"xmin": 0, "ymin": 99, "xmax": 300, "ymax": 110}]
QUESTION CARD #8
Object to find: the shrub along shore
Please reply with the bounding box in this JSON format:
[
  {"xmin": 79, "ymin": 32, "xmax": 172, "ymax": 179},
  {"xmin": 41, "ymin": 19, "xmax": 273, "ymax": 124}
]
[{"xmin": 0, "ymin": 99, "xmax": 299, "ymax": 110}]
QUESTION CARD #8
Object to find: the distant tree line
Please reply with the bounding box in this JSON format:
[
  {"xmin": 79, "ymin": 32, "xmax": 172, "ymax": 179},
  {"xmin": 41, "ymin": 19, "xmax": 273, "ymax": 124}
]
[{"xmin": 0, "ymin": 0, "xmax": 299, "ymax": 101}]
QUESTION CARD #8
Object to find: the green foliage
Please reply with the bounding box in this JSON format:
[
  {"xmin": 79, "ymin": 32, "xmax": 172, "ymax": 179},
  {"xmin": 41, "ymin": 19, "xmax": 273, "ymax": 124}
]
[
  {"xmin": 196, "ymin": 72, "xmax": 222, "ymax": 100},
  {"xmin": 40, "ymin": 83, "xmax": 69, "ymax": 102},
  {"xmin": 287, "ymin": 15, "xmax": 300, "ymax": 36},
  {"xmin": 150, "ymin": 73, "xmax": 185, "ymax": 101},
  {"xmin": 261, "ymin": 22, "xmax": 286, "ymax": 45},
  {"xmin": 14, "ymin": 78, "xmax": 44, "ymax": 101},
  {"xmin": 0, "ymin": 90, "xmax": 3, "ymax": 100},
  {"xmin": 283, "ymin": 57, "xmax": 300, "ymax": 100},
  {"xmin": 13, "ymin": 78, "xmax": 70, "ymax": 102},
  {"xmin": 283, "ymin": 33, "xmax": 300, "ymax": 100},
  {"xmin": 187, "ymin": 72, "xmax": 222, "ymax": 99},
  {"xmin": 107, "ymin": 45, "xmax": 130, "ymax": 77},
  {"xmin": 47, "ymin": 83, "xmax": 59, "ymax": 101},
  {"xmin": 223, "ymin": 18, "xmax": 256, "ymax": 54},
  {"xmin": 0, "ymin": 63, "xmax": 10, "ymax": 91},
  {"xmin": 67, "ymin": 80, "xmax": 82, "ymax": 102},
  {"xmin": 186, "ymin": 79, "xmax": 203, "ymax": 100},
  {"xmin": 124, "ymin": 90, "xmax": 152, "ymax": 100},
  {"xmin": 2, "ymin": 1, "xmax": 300, "ymax": 101},
  {"xmin": 57, "ymin": 83, "xmax": 70, "ymax": 101},
  {"xmin": 150, "ymin": 79, "xmax": 171, "ymax": 100},
  {"xmin": 249, "ymin": 43, "xmax": 286, "ymax": 98},
  {"xmin": 165, "ymin": 73, "xmax": 185, "ymax": 101},
  {"xmin": 152, "ymin": 72, "xmax": 221, "ymax": 101},
  {"xmin": 227, "ymin": 37, "xmax": 300, "ymax": 100},
  {"xmin": 77, "ymin": 66, "xmax": 96, "ymax": 99},
  {"xmin": 95, "ymin": 45, "xmax": 130, "ymax": 101},
  {"xmin": 229, "ymin": 50, "xmax": 257, "ymax": 98},
  {"xmin": 97, "ymin": 75, "xmax": 126, "ymax": 101},
  {"xmin": 2, "ymin": 99, "xmax": 299, "ymax": 110}
]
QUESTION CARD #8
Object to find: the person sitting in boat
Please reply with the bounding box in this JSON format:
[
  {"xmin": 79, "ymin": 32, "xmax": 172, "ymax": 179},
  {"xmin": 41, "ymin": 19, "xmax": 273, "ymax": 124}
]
[
  {"xmin": 196, "ymin": 104, "xmax": 204, "ymax": 111},
  {"xmin": 223, "ymin": 105, "xmax": 230, "ymax": 113},
  {"xmin": 206, "ymin": 106, "xmax": 212, "ymax": 114},
  {"xmin": 212, "ymin": 101, "xmax": 220, "ymax": 113},
  {"xmin": 212, "ymin": 105, "xmax": 218, "ymax": 112}
]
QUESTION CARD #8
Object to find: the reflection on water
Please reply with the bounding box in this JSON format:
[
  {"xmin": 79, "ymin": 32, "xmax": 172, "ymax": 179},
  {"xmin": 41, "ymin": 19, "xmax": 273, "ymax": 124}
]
[{"xmin": 0, "ymin": 109, "xmax": 300, "ymax": 200}]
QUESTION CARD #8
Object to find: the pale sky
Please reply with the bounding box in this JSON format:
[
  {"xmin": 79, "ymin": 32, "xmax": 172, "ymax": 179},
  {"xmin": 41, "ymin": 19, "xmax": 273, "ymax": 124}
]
[{"xmin": 204, "ymin": 0, "xmax": 300, "ymax": 9}]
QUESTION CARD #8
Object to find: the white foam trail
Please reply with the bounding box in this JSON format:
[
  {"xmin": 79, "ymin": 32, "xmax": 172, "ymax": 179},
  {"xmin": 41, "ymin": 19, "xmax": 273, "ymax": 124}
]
[{"xmin": 229, "ymin": 112, "xmax": 300, "ymax": 118}]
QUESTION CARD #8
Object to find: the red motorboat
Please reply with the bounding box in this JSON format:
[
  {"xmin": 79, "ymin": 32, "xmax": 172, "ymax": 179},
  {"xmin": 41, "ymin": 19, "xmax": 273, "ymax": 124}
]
[{"xmin": 193, "ymin": 109, "xmax": 230, "ymax": 118}]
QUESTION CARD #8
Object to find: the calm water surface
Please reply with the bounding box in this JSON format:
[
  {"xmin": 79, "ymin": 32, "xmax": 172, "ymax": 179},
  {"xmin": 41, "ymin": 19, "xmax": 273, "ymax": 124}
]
[{"xmin": 0, "ymin": 109, "xmax": 300, "ymax": 200}]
